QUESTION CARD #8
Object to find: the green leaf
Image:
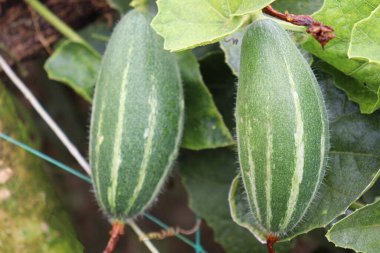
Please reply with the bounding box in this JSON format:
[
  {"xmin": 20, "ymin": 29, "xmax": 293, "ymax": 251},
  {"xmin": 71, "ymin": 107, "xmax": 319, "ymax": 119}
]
[
  {"xmin": 349, "ymin": 5, "xmax": 380, "ymax": 65},
  {"xmin": 177, "ymin": 51, "xmax": 234, "ymax": 150},
  {"xmin": 326, "ymin": 199, "xmax": 380, "ymax": 253},
  {"xmin": 272, "ymin": 0, "xmax": 324, "ymax": 15},
  {"xmin": 219, "ymin": 28, "xmax": 245, "ymax": 76},
  {"xmin": 106, "ymin": 0, "xmax": 131, "ymax": 13},
  {"xmin": 318, "ymin": 62, "xmax": 380, "ymax": 114},
  {"xmin": 44, "ymin": 22, "xmax": 112, "ymax": 102},
  {"xmin": 229, "ymin": 174, "xmax": 267, "ymax": 243},
  {"xmin": 226, "ymin": 68, "xmax": 380, "ymax": 242},
  {"xmin": 180, "ymin": 149, "xmax": 292, "ymax": 253},
  {"xmin": 151, "ymin": 0, "xmax": 275, "ymax": 51},
  {"xmin": 301, "ymin": 0, "xmax": 380, "ymax": 112},
  {"xmin": 44, "ymin": 41, "xmax": 100, "ymax": 102},
  {"xmin": 0, "ymin": 83, "xmax": 83, "ymax": 253}
]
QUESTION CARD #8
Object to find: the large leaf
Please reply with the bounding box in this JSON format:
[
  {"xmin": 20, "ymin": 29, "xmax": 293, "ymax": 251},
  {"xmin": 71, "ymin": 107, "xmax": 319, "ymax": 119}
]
[
  {"xmin": 0, "ymin": 83, "xmax": 83, "ymax": 252},
  {"xmin": 326, "ymin": 199, "xmax": 380, "ymax": 253},
  {"xmin": 219, "ymin": 28, "xmax": 245, "ymax": 76},
  {"xmin": 349, "ymin": 5, "xmax": 380, "ymax": 65},
  {"xmin": 229, "ymin": 174, "xmax": 267, "ymax": 243},
  {"xmin": 317, "ymin": 62, "xmax": 380, "ymax": 114},
  {"xmin": 180, "ymin": 149, "xmax": 291, "ymax": 253},
  {"xmin": 177, "ymin": 51, "xmax": 234, "ymax": 150},
  {"xmin": 44, "ymin": 22, "xmax": 113, "ymax": 102},
  {"xmin": 301, "ymin": 0, "xmax": 380, "ymax": 113},
  {"xmin": 151, "ymin": 0, "xmax": 275, "ymax": 52},
  {"xmin": 228, "ymin": 68, "xmax": 380, "ymax": 242},
  {"xmin": 44, "ymin": 41, "xmax": 100, "ymax": 102}
]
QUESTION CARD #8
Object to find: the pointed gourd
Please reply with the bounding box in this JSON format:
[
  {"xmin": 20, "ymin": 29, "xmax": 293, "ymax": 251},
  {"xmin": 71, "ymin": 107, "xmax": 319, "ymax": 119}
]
[
  {"xmin": 89, "ymin": 10, "xmax": 184, "ymax": 221},
  {"xmin": 233, "ymin": 19, "xmax": 329, "ymax": 241}
]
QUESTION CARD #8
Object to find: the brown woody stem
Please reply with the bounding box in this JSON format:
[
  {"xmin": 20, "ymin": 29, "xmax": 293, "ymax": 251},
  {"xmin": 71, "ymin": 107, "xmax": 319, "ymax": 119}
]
[
  {"xmin": 263, "ymin": 5, "xmax": 335, "ymax": 48},
  {"xmin": 266, "ymin": 234, "xmax": 278, "ymax": 253},
  {"xmin": 103, "ymin": 221, "xmax": 125, "ymax": 253}
]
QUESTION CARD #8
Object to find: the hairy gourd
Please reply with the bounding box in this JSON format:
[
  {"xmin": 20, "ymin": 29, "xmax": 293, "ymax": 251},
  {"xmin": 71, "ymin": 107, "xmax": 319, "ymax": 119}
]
[
  {"xmin": 233, "ymin": 19, "xmax": 329, "ymax": 244},
  {"xmin": 89, "ymin": 9, "xmax": 184, "ymax": 223}
]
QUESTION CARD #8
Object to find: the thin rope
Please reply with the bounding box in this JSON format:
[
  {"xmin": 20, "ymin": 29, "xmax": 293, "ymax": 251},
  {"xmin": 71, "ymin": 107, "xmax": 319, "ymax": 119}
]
[
  {"xmin": 0, "ymin": 132, "xmax": 92, "ymax": 183},
  {"xmin": 195, "ymin": 217, "xmax": 202, "ymax": 253},
  {"xmin": 0, "ymin": 55, "xmax": 91, "ymax": 175},
  {"xmin": 0, "ymin": 132, "xmax": 207, "ymax": 253}
]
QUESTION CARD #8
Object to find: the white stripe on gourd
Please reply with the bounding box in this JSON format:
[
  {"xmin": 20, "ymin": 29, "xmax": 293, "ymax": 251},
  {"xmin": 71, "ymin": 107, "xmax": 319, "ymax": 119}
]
[
  {"xmin": 108, "ymin": 53, "xmax": 132, "ymax": 211},
  {"xmin": 265, "ymin": 121, "xmax": 273, "ymax": 230},
  {"xmin": 125, "ymin": 84, "xmax": 158, "ymax": 214},
  {"xmin": 89, "ymin": 10, "xmax": 184, "ymax": 221},
  {"xmin": 235, "ymin": 19, "xmax": 329, "ymax": 239},
  {"xmin": 280, "ymin": 56, "xmax": 305, "ymax": 230},
  {"xmin": 247, "ymin": 137, "xmax": 262, "ymax": 223}
]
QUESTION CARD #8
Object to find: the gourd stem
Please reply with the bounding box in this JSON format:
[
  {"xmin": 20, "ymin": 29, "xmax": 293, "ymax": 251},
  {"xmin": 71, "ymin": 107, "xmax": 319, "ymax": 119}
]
[
  {"xmin": 0, "ymin": 55, "xmax": 92, "ymax": 176},
  {"xmin": 103, "ymin": 221, "xmax": 125, "ymax": 253},
  {"xmin": 266, "ymin": 234, "xmax": 278, "ymax": 253}
]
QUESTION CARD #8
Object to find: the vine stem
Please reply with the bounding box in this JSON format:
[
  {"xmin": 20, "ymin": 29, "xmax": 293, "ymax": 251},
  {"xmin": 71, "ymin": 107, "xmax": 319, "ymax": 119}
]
[
  {"xmin": 0, "ymin": 55, "xmax": 160, "ymax": 253},
  {"xmin": 250, "ymin": 11, "xmax": 306, "ymax": 33},
  {"xmin": 263, "ymin": 5, "xmax": 334, "ymax": 48},
  {"xmin": 24, "ymin": 0, "xmax": 100, "ymax": 57},
  {"xmin": 0, "ymin": 54, "xmax": 92, "ymax": 176},
  {"xmin": 127, "ymin": 220, "xmax": 160, "ymax": 253}
]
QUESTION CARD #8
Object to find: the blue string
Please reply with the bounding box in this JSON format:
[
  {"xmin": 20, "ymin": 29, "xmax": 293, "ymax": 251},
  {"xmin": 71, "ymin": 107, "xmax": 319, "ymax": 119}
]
[
  {"xmin": 0, "ymin": 132, "xmax": 207, "ymax": 253},
  {"xmin": 0, "ymin": 132, "xmax": 92, "ymax": 183},
  {"xmin": 195, "ymin": 216, "xmax": 203, "ymax": 253}
]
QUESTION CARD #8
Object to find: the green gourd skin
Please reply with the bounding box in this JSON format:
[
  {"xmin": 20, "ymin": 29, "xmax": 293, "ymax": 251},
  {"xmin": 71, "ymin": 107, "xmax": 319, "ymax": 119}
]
[
  {"xmin": 89, "ymin": 10, "xmax": 184, "ymax": 221},
  {"xmin": 236, "ymin": 19, "xmax": 329, "ymax": 238}
]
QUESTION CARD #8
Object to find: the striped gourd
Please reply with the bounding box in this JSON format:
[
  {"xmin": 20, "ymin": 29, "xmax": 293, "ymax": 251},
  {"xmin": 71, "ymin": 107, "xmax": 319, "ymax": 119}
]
[
  {"xmin": 89, "ymin": 10, "xmax": 184, "ymax": 222},
  {"xmin": 235, "ymin": 19, "xmax": 329, "ymax": 240}
]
